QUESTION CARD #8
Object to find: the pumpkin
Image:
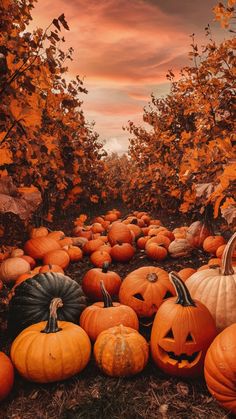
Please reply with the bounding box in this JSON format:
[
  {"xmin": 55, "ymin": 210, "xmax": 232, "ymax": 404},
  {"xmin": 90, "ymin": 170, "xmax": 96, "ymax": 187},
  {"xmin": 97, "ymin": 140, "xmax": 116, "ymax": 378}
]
[
  {"xmin": 168, "ymin": 239, "xmax": 193, "ymax": 258},
  {"xmin": 82, "ymin": 262, "xmax": 121, "ymax": 301},
  {"xmin": 145, "ymin": 243, "xmax": 167, "ymax": 261},
  {"xmin": 66, "ymin": 245, "xmax": 83, "ymax": 262},
  {"xmin": 39, "ymin": 264, "xmax": 64, "ymax": 274},
  {"xmin": 0, "ymin": 257, "xmax": 30, "ymax": 283},
  {"xmin": 204, "ymin": 323, "xmax": 236, "ymax": 414},
  {"xmin": 137, "ymin": 236, "xmax": 150, "ymax": 250},
  {"xmin": 21, "ymin": 255, "xmax": 36, "ymax": 269},
  {"xmin": 42, "ymin": 249, "xmax": 70, "ymax": 269},
  {"xmin": 186, "ymin": 220, "xmax": 211, "ymax": 248},
  {"xmin": 58, "ymin": 237, "xmax": 73, "ymax": 247},
  {"xmin": 186, "ymin": 231, "xmax": 236, "ymax": 332},
  {"xmin": 104, "ymin": 212, "xmax": 118, "ymax": 222},
  {"xmin": 73, "ymin": 227, "xmax": 92, "ymax": 240},
  {"xmin": 80, "ymin": 281, "xmax": 139, "ymax": 341},
  {"xmin": 10, "ymin": 248, "xmax": 24, "ymax": 258},
  {"xmin": 216, "ymin": 244, "xmax": 236, "ymax": 259},
  {"xmin": 8, "ymin": 271, "xmax": 87, "ymax": 336},
  {"xmin": 150, "ymin": 272, "xmax": 217, "ymax": 377},
  {"xmin": 10, "ymin": 298, "xmax": 91, "ymax": 383},
  {"xmin": 119, "ymin": 266, "xmax": 175, "ymax": 318},
  {"xmin": 97, "ymin": 244, "xmax": 112, "ymax": 254},
  {"xmin": 91, "ymin": 223, "xmax": 105, "ymax": 234},
  {"xmin": 90, "ymin": 250, "xmax": 112, "ymax": 268},
  {"xmin": 94, "ymin": 324, "xmax": 149, "ymax": 377},
  {"xmin": 126, "ymin": 223, "xmax": 142, "ymax": 239},
  {"xmin": 203, "ymin": 235, "xmax": 226, "ymax": 255},
  {"xmin": 108, "ymin": 223, "xmax": 133, "ymax": 246},
  {"xmin": 47, "ymin": 230, "xmax": 65, "ymax": 241},
  {"xmin": 24, "ymin": 237, "xmax": 60, "ymax": 259},
  {"xmin": 29, "ymin": 226, "xmax": 48, "ymax": 238},
  {"xmin": 110, "ymin": 243, "xmax": 135, "ymax": 263},
  {"xmin": 178, "ymin": 268, "xmax": 196, "ymax": 281},
  {"xmin": 0, "ymin": 352, "xmax": 14, "ymax": 401},
  {"xmin": 83, "ymin": 238, "xmax": 104, "ymax": 255},
  {"xmin": 146, "ymin": 234, "xmax": 171, "ymax": 249}
]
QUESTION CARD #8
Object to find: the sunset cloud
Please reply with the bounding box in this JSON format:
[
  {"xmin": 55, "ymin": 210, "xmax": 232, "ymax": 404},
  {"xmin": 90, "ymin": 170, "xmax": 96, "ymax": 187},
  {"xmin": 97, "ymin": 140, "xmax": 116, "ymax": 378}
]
[{"xmin": 30, "ymin": 0, "xmax": 225, "ymax": 152}]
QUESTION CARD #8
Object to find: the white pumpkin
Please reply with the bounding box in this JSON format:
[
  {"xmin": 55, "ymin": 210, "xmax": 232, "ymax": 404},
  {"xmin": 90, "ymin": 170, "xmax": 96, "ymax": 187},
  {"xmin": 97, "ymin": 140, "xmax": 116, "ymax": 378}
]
[{"xmin": 186, "ymin": 232, "xmax": 236, "ymax": 332}]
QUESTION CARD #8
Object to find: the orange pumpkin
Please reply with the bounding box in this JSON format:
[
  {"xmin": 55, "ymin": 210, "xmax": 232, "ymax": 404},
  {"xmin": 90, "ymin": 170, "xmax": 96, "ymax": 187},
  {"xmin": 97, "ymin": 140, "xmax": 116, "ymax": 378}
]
[
  {"xmin": 119, "ymin": 266, "xmax": 175, "ymax": 318},
  {"xmin": 66, "ymin": 246, "xmax": 83, "ymax": 262},
  {"xmin": 42, "ymin": 249, "xmax": 70, "ymax": 269},
  {"xmin": 21, "ymin": 255, "xmax": 36, "ymax": 269},
  {"xmin": 145, "ymin": 234, "xmax": 171, "ymax": 249},
  {"xmin": 82, "ymin": 262, "xmax": 121, "ymax": 301},
  {"xmin": 90, "ymin": 250, "xmax": 112, "ymax": 268},
  {"xmin": 24, "ymin": 237, "xmax": 60, "ymax": 260},
  {"xmin": 203, "ymin": 235, "xmax": 226, "ymax": 255},
  {"xmin": 83, "ymin": 239, "xmax": 104, "ymax": 255},
  {"xmin": 80, "ymin": 281, "xmax": 139, "ymax": 341},
  {"xmin": 110, "ymin": 243, "xmax": 135, "ymax": 263},
  {"xmin": 29, "ymin": 226, "xmax": 48, "ymax": 239},
  {"xmin": 0, "ymin": 352, "xmax": 14, "ymax": 401},
  {"xmin": 178, "ymin": 268, "xmax": 197, "ymax": 281},
  {"xmin": 145, "ymin": 243, "xmax": 167, "ymax": 261},
  {"xmin": 39, "ymin": 264, "xmax": 64, "ymax": 274},
  {"xmin": 108, "ymin": 223, "xmax": 133, "ymax": 246}
]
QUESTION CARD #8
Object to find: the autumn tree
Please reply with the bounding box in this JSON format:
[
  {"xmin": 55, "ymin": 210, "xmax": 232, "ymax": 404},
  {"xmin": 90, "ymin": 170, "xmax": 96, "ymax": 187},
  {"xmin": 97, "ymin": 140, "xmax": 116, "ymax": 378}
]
[{"xmin": 0, "ymin": 0, "xmax": 107, "ymax": 221}]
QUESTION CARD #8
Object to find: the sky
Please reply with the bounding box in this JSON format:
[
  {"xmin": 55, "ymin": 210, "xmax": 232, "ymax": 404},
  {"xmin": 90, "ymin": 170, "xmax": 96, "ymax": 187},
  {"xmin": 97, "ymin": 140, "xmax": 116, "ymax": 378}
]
[{"xmin": 30, "ymin": 0, "xmax": 227, "ymax": 154}]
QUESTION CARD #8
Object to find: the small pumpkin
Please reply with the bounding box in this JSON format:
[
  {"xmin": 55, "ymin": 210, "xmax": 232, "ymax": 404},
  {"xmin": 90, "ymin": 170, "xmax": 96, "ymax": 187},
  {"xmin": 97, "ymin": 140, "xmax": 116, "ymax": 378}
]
[
  {"xmin": 0, "ymin": 257, "xmax": 30, "ymax": 283},
  {"xmin": 203, "ymin": 235, "xmax": 226, "ymax": 255},
  {"xmin": 145, "ymin": 243, "xmax": 167, "ymax": 261},
  {"xmin": 186, "ymin": 231, "xmax": 236, "ymax": 332},
  {"xmin": 42, "ymin": 249, "xmax": 70, "ymax": 269},
  {"xmin": 82, "ymin": 262, "xmax": 121, "ymax": 301},
  {"xmin": 83, "ymin": 238, "xmax": 104, "ymax": 255},
  {"xmin": 24, "ymin": 237, "xmax": 60, "ymax": 259},
  {"xmin": 10, "ymin": 298, "xmax": 91, "ymax": 383},
  {"xmin": 8, "ymin": 271, "xmax": 87, "ymax": 336},
  {"xmin": 119, "ymin": 266, "xmax": 175, "ymax": 318},
  {"xmin": 0, "ymin": 352, "xmax": 14, "ymax": 401},
  {"xmin": 204, "ymin": 323, "xmax": 236, "ymax": 414},
  {"xmin": 29, "ymin": 226, "xmax": 48, "ymax": 238},
  {"xmin": 47, "ymin": 230, "xmax": 65, "ymax": 241},
  {"xmin": 150, "ymin": 272, "xmax": 217, "ymax": 377},
  {"xmin": 108, "ymin": 223, "xmax": 133, "ymax": 246},
  {"xmin": 110, "ymin": 242, "xmax": 135, "ymax": 263},
  {"xmin": 90, "ymin": 250, "xmax": 112, "ymax": 268},
  {"xmin": 146, "ymin": 234, "xmax": 171, "ymax": 249},
  {"xmin": 39, "ymin": 264, "xmax": 64, "ymax": 274},
  {"xmin": 10, "ymin": 248, "xmax": 24, "ymax": 258},
  {"xmin": 94, "ymin": 324, "xmax": 149, "ymax": 377},
  {"xmin": 178, "ymin": 268, "xmax": 196, "ymax": 281},
  {"xmin": 66, "ymin": 245, "xmax": 83, "ymax": 262},
  {"xmin": 80, "ymin": 281, "xmax": 139, "ymax": 341}
]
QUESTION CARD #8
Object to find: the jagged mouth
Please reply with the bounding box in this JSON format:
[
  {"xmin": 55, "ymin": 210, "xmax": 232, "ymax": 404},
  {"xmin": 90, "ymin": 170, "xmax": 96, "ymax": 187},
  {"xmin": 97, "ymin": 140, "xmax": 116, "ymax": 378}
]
[{"xmin": 158, "ymin": 346, "xmax": 202, "ymax": 367}]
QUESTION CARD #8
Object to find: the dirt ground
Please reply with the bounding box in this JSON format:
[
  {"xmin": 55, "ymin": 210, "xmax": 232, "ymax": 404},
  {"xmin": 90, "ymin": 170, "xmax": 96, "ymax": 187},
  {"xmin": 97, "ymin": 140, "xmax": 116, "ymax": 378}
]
[{"xmin": 0, "ymin": 203, "xmax": 233, "ymax": 419}]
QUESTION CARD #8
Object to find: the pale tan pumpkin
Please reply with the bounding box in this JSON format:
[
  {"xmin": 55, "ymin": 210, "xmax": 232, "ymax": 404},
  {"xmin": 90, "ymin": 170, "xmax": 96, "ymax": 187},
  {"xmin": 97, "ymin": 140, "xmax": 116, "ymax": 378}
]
[{"xmin": 0, "ymin": 257, "xmax": 30, "ymax": 283}]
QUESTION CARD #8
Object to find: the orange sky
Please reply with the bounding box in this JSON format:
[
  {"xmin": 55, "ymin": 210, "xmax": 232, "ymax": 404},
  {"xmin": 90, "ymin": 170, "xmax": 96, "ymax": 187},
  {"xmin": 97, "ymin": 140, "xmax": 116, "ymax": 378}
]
[{"xmin": 29, "ymin": 0, "xmax": 226, "ymax": 153}]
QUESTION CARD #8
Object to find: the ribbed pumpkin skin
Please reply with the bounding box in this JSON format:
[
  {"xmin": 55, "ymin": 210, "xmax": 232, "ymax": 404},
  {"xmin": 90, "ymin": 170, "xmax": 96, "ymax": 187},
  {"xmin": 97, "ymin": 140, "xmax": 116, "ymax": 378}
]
[
  {"xmin": 108, "ymin": 223, "xmax": 132, "ymax": 246},
  {"xmin": 80, "ymin": 302, "xmax": 139, "ymax": 341},
  {"xmin": 82, "ymin": 267, "xmax": 121, "ymax": 300},
  {"xmin": 0, "ymin": 352, "xmax": 14, "ymax": 401},
  {"xmin": 8, "ymin": 272, "xmax": 87, "ymax": 335},
  {"xmin": 119, "ymin": 266, "xmax": 175, "ymax": 318},
  {"xmin": 94, "ymin": 325, "xmax": 149, "ymax": 377},
  {"xmin": 204, "ymin": 323, "xmax": 236, "ymax": 414},
  {"xmin": 24, "ymin": 237, "xmax": 60, "ymax": 259},
  {"xmin": 10, "ymin": 321, "xmax": 91, "ymax": 383}
]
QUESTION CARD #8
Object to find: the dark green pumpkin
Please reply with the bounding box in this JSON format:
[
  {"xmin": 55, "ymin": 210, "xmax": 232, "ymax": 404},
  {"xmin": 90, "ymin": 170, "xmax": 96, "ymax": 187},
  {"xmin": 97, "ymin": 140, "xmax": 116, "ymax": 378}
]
[{"xmin": 8, "ymin": 272, "xmax": 87, "ymax": 336}]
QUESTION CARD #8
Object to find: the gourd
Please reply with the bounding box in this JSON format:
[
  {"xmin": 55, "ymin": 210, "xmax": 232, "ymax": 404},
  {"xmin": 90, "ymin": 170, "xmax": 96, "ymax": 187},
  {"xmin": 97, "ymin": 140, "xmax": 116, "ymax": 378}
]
[{"xmin": 10, "ymin": 298, "xmax": 91, "ymax": 383}]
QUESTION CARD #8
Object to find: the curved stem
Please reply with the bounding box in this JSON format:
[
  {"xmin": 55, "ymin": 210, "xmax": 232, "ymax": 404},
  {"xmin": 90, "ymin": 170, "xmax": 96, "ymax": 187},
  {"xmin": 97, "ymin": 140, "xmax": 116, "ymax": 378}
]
[
  {"xmin": 41, "ymin": 297, "xmax": 63, "ymax": 333},
  {"xmin": 169, "ymin": 272, "xmax": 196, "ymax": 307},
  {"xmin": 100, "ymin": 280, "xmax": 113, "ymax": 308},
  {"xmin": 101, "ymin": 261, "xmax": 110, "ymax": 273},
  {"xmin": 221, "ymin": 232, "xmax": 236, "ymax": 275}
]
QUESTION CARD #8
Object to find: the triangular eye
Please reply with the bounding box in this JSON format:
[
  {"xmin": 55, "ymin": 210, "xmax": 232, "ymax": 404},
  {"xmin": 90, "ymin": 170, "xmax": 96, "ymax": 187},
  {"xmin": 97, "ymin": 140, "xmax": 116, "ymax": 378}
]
[
  {"xmin": 133, "ymin": 293, "xmax": 145, "ymax": 301},
  {"xmin": 163, "ymin": 290, "xmax": 173, "ymax": 300},
  {"xmin": 186, "ymin": 333, "xmax": 194, "ymax": 342},
  {"xmin": 164, "ymin": 329, "xmax": 174, "ymax": 339}
]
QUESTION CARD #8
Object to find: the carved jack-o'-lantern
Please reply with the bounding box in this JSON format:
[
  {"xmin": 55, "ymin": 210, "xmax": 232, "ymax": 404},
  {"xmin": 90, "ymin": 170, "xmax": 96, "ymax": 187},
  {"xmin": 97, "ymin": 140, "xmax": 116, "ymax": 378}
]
[
  {"xmin": 150, "ymin": 272, "xmax": 217, "ymax": 377},
  {"xmin": 119, "ymin": 266, "xmax": 175, "ymax": 318}
]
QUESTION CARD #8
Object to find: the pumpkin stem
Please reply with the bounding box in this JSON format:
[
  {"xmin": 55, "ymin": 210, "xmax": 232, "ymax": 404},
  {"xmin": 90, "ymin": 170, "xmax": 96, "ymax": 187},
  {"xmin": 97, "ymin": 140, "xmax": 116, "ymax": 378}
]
[
  {"xmin": 147, "ymin": 273, "xmax": 158, "ymax": 282},
  {"xmin": 101, "ymin": 261, "xmax": 110, "ymax": 273},
  {"xmin": 169, "ymin": 272, "xmax": 196, "ymax": 307},
  {"xmin": 100, "ymin": 280, "xmax": 113, "ymax": 307},
  {"xmin": 41, "ymin": 297, "xmax": 63, "ymax": 334},
  {"xmin": 221, "ymin": 232, "xmax": 236, "ymax": 276}
]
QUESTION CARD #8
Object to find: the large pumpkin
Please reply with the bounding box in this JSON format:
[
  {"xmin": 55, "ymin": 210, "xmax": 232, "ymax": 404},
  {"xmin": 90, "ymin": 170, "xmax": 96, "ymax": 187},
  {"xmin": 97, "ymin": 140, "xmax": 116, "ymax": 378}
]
[
  {"xmin": 10, "ymin": 298, "xmax": 91, "ymax": 383},
  {"xmin": 151, "ymin": 272, "xmax": 217, "ymax": 377},
  {"xmin": 94, "ymin": 324, "xmax": 149, "ymax": 377},
  {"xmin": 8, "ymin": 271, "xmax": 87, "ymax": 336},
  {"xmin": 24, "ymin": 237, "xmax": 60, "ymax": 259},
  {"xmin": 0, "ymin": 352, "xmax": 14, "ymax": 401},
  {"xmin": 119, "ymin": 266, "xmax": 175, "ymax": 318},
  {"xmin": 186, "ymin": 231, "xmax": 236, "ymax": 332},
  {"xmin": 80, "ymin": 281, "xmax": 139, "ymax": 341},
  {"xmin": 204, "ymin": 323, "xmax": 236, "ymax": 414}
]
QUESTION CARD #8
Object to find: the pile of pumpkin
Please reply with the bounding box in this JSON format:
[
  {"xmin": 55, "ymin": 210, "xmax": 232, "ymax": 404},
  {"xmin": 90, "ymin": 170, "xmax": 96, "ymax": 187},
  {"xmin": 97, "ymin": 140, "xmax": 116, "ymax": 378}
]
[{"xmin": 0, "ymin": 208, "xmax": 235, "ymax": 415}]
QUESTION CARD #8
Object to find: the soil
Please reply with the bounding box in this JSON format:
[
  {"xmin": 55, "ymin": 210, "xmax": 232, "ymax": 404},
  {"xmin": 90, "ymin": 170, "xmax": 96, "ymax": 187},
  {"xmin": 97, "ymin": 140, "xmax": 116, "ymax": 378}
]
[{"xmin": 0, "ymin": 202, "xmax": 233, "ymax": 419}]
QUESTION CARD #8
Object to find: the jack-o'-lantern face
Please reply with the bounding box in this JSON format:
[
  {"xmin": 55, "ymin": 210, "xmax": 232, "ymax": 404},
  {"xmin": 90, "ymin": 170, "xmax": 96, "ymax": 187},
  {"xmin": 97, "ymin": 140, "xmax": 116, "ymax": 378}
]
[
  {"xmin": 119, "ymin": 267, "xmax": 175, "ymax": 318},
  {"xmin": 150, "ymin": 272, "xmax": 217, "ymax": 378}
]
